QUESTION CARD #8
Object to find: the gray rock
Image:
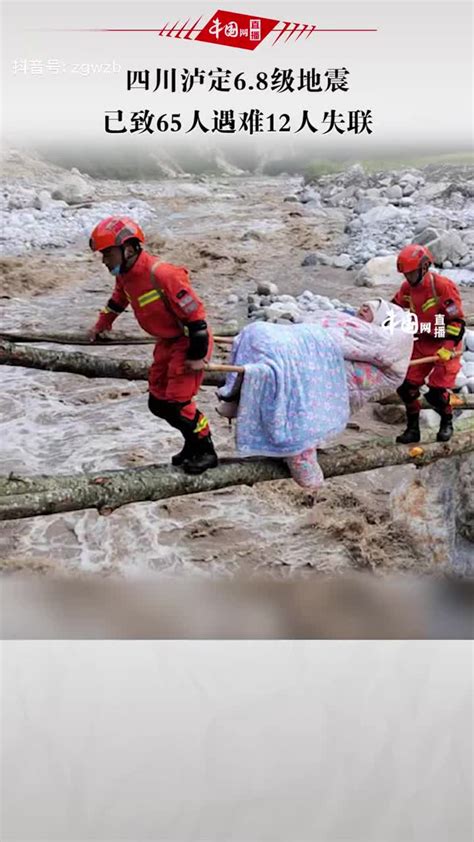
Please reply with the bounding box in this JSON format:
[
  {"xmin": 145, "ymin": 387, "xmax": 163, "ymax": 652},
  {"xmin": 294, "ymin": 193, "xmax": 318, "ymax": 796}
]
[
  {"xmin": 355, "ymin": 197, "xmax": 388, "ymax": 214},
  {"xmin": 299, "ymin": 187, "xmax": 321, "ymax": 204},
  {"xmin": 390, "ymin": 454, "xmax": 473, "ymax": 569},
  {"xmin": 256, "ymin": 281, "xmax": 279, "ymax": 296},
  {"xmin": 301, "ymin": 252, "xmax": 333, "ymax": 267},
  {"xmin": 355, "ymin": 255, "xmax": 400, "ymax": 287},
  {"xmin": 301, "ymin": 253, "xmax": 319, "ymax": 267},
  {"xmin": 386, "ymin": 185, "xmax": 403, "ymax": 200},
  {"xmin": 283, "ymin": 196, "xmax": 298, "ymax": 202},
  {"xmin": 365, "ymin": 188, "xmax": 381, "ymax": 198},
  {"xmin": 413, "ymin": 227, "xmax": 440, "ymax": 245},
  {"xmin": 399, "ymin": 197, "xmax": 414, "ymax": 207},
  {"xmin": 360, "ymin": 205, "xmax": 403, "ymax": 225},
  {"xmin": 402, "ymin": 184, "xmax": 416, "ymax": 197},
  {"xmin": 443, "ymin": 260, "xmax": 453, "ymax": 269},
  {"xmin": 373, "ymin": 404, "xmax": 406, "ymax": 424},
  {"xmin": 418, "ymin": 182, "xmax": 449, "ymax": 201},
  {"xmin": 277, "ymin": 294, "xmax": 298, "ymax": 304},
  {"xmin": 7, "ymin": 187, "xmax": 37, "ymax": 210},
  {"xmin": 33, "ymin": 189, "xmax": 68, "ymax": 211},
  {"xmin": 226, "ymin": 294, "xmax": 239, "ymax": 304},
  {"xmin": 51, "ymin": 174, "xmax": 95, "ymax": 204},
  {"xmin": 333, "ymin": 253, "xmax": 353, "ymax": 269},
  {"xmin": 399, "ymin": 172, "xmax": 421, "ymax": 186},
  {"xmin": 424, "ymin": 231, "xmax": 468, "ymax": 265},
  {"xmin": 413, "ymin": 216, "xmax": 443, "ymax": 234}
]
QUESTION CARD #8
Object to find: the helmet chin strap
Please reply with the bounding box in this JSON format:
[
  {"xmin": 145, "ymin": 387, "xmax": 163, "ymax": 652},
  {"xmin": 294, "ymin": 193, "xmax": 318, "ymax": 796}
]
[
  {"xmin": 119, "ymin": 244, "xmax": 140, "ymax": 274},
  {"xmin": 409, "ymin": 262, "xmax": 429, "ymax": 286}
]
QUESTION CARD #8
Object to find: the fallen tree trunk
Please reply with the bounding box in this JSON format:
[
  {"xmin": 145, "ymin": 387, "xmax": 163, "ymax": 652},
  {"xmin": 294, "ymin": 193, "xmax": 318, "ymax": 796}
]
[
  {"xmin": 0, "ymin": 340, "xmax": 225, "ymax": 387},
  {"xmin": 379, "ymin": 394, "xmax": 474, "ymax": 410},
  {"xmin": 0, "ymin": 430, "xmax": 472, "ymax": 520},
  {"xmin": 0, "ymin": 328, "xmax": 240, "ymax": 345}
]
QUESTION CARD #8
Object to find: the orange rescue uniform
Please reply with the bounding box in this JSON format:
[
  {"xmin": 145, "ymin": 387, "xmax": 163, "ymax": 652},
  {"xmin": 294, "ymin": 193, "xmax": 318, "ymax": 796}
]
[
  {"xmin": 93, "ymin": 249, "xmax": 213, "ymax": 433},
  {"xmin": 391, "ymin": 270, "xmax": 465, "ymax": 414}
]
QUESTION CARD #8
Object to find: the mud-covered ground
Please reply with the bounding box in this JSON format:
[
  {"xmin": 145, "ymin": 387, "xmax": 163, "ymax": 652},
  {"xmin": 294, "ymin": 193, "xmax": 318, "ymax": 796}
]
[{"xmin": 1, "ymin": 153, "xmax": 473, "ymax": 576}]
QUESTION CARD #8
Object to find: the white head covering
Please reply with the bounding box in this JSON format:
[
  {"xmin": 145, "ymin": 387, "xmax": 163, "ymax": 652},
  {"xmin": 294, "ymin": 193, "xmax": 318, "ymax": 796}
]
[{"xmin": 364, "ymin": 298, "xmax": 405, "ymax": 329}]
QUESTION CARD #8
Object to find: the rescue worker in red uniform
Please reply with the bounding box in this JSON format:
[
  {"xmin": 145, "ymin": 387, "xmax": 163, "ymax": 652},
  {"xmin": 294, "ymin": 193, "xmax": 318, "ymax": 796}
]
[
  {"xmin": 88, "ymin": 216, "xmax": 218, "ymax": 474},
  {"xmin": 392, "ymin": 244, "xmax": 465, "ymax": 444}
]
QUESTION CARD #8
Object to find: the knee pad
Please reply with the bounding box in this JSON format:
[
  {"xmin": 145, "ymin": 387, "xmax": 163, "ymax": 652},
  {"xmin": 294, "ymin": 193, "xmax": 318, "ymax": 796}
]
[
  {"xmin": 148, "ymin": 394, "xmax": 170, "ymax": 419},
  {"xmin": 426, "ymin": 387, "xmax": 450, "ymax": 412},
  {"xmin": 397, "ymin": 380, "xmax": 420, "ymax": 403},
  {"xmin": 148, "ymin": 396, "xmax": 196, "ymax": 433}
]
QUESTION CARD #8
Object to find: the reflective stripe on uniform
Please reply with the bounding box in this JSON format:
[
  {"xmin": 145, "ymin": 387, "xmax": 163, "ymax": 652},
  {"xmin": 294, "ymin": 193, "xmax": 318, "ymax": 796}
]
[
  {"xmin": 193, "ymin": 414, "xmax": 209, "ymax": 434},
  {"xmin": 421, "ymin": 297, "xmax": 437, "ymax": 312},
  {"xmin": 446, "ymin": 324, "xmax": 461, "ymax": 336},
  {"xmin": 138, "ymin": 289, "xmax": 162, "ymax": 307}
]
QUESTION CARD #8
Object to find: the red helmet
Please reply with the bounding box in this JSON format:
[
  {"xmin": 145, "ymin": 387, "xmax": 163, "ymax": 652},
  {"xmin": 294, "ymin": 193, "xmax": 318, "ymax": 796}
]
[
  {"xmin": 397, "ymin": 244, "xmax": 433, "ymax": 274},
  {"xmin": 89, "ymin": 216, "xmax": 145, "ymax": 252}
]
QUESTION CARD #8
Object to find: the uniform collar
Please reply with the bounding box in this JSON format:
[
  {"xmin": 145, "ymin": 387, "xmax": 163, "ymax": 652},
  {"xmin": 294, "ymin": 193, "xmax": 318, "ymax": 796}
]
[{"xmin": 120, "ymin": 249, "xmax": 149, "ymax": 280}]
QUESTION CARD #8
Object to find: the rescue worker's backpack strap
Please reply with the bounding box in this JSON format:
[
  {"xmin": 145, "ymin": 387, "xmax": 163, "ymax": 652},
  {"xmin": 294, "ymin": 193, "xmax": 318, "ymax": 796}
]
[
  {"xmin": 149, "ymin": 260, "xmax": 188, "ymax": 337},
  {"xmin": 429, "ymin": 272, "xmax": 440, "ymax": 304}
]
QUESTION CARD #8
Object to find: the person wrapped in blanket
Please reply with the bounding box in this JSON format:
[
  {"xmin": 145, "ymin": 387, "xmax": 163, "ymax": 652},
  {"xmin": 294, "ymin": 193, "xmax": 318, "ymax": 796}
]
[{"xmin": 216, "ymin": 299, "xmax": 413, "ymax": 490}]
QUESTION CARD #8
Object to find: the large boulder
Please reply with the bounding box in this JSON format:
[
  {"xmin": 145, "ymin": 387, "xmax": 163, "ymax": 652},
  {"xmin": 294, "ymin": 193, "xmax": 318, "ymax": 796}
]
[
  {"xmin": 301, "ymin": 251, "xmax": 332, "ymax": 267},
  {"xmin": 417, "ymin": 182, "xmax": 449, "ymax": 201},
  {"xmin": 7, "ymin": 187, "xmax": 37, "ymax": 210},
  {"xmin": 332, "ymin": 253, "xmax": 353, "ymax": 269},
  {"xmin": 51, "ymin": 174, "xmax": 95, "ymax": 204},
  {"xmin": 413, "ymin": 226, "xmax": 439, "ymax": 245},
  {"xmin": 390, "ymin": 455, "xmax": 474, "ymax": 569},
  {"xmin": 385, "ymin": 185, "xmax": 403, "ymax": 200},
  {"xmin": 256, "ymin": 280, "xmax": 279, "ymax": 296},
  {"xmin": 355, "ymin": 197, "xmax": 388, "ymax": 214},
  {"xmin": 418, "ymin": 230, "xmax": 469, "ymax": 265},
  {"xmin": 360, "ymin": 205, "xmax": 403, "ymax": 225},
  {"xmin": 355, "ymin": 255, "xmax": 400, "ymax": 287}
]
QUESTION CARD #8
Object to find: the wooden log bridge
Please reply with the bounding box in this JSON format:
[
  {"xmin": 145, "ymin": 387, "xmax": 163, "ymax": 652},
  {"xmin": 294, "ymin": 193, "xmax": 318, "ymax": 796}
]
[
  {"xmin": 0, "ymin": 340, "xmax": 227, "ymax": 387},
  {"xmin": 1, "ymin": 430, "xmax": 472, "ymax": 521},
  {"xmin": 0, "ymin": 330, "xmax": 239, "ymax": 346}
]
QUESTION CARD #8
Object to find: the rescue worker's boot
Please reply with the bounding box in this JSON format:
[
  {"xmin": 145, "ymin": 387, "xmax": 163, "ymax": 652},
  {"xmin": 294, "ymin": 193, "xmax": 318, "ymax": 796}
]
[
  {"xmin": 171, "ymin": 440, "xmax": 194, "ymax": 466},
  {"xmin": 437, "ymin": 414, "xmax": 454, "ymax": 443},
  {"xmin": 183, "ymin": 434, "xmax": 218, "ymax": 475},
  {"xmin": 424, "ymin": 387, "xmax": 454, "ymax": 443},
  {"xmin": 396, "ymin": 413, "xmax": 421, "ymax": 444}
]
